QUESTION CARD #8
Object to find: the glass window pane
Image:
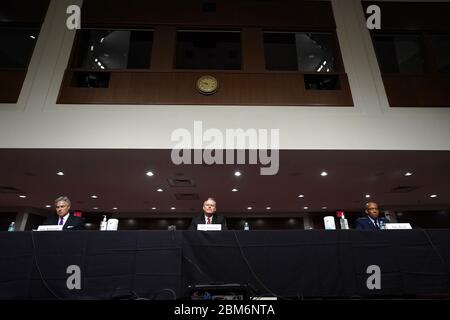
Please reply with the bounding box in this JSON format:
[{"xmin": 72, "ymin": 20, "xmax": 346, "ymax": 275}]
[
  {"xmin": 264, "ymin": 32, "xmax": 337, "ymax": 72},
  {"xmin": 264, "ymin": 32, "xmax": 297, "ymax": 70},
  {"xmin": 296, "ymin": 33, "xmax": 336, "ymax": 72},
  {"xmin": 431, "ymin": 34, "xmax": 450, "ymax": 73},
  {"xmin": 0, "ymin": 28, "xmax": 39, "ymax": 68},
  {"xmin": 73, "ymin": 29, "xmax": 153, "ymax": 70},
  {"xmin": 175, "ymin": 30, "xmax": 241, "ymax": 70},
  {"xmin": 373, "ymin": 34, "xmax": 424, "ymax": 73}
]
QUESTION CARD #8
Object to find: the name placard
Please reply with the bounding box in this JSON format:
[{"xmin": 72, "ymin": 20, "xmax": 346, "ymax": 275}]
[
  {"xmin": 197, "ymin": 224, "xmax": 222, "ymax": 231},
  {"xmin": 36, "ymin": 225, "xmax": 64, "ymax": 231},
  {"xmin": 385, "ymin": 223, "xmax": 412, "ymax": 230}
]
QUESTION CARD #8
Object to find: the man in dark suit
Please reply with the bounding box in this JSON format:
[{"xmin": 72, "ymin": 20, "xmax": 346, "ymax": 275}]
[
  {"xmin": 189, "ymin": 197, "xmax": 228, "ymax": 230},
  {"xmin": 355, "ymin": 202, "xmax": 389, "ymax": 230},
  {"xmin": 44, "ymin": 196, "xmax": 86, "ymax": 230}
]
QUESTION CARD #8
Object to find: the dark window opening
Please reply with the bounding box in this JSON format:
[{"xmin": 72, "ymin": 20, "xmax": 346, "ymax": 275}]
[
  {"xmin": 175, "ymin": 30, "xmax": 241, "ymax": 70},
  {"xmin": 0, "ymin": 28, "xmax": 39, "ymax": 68},
  {"xmin": 431, "ymin": 34, "xmax": 450, "ymax": 74},
  {"xmin": 264, "ymin": 32, "xmax": 338, "ymax": 72},
  {"xmin": 304, "ymin": 74, "xmax": 340, "ymax": 90},
  {"xmin": 373, "ymin": 34, "xmax": 425, "ymax": 74},
  {"xmin": 71, "ymin": 71, "xmax": 110, "ymax": 88},
  {"xmin": 72, "ymin": 29, "xmax": 153, "ymax": 70}
]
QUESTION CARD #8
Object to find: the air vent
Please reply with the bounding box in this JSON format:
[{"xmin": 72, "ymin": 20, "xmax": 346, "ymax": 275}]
[
  {"xmin": 168, "ymin": 178, "xmax": 196, "ymax": 187},
  {"xmin": 390, "ymin": 186, "xmax": 421, "ymax": 193},
  {"xmin": 175, "ymin": 193, "xmax": 199, "ymax": 201},
  {"xmin": 0, "ymin": 186, "xmax": 23, "ymax": 194}
]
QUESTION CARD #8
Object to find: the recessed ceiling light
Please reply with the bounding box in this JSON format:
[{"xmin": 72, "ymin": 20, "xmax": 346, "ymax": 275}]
[
  {"xmin": 170, "ymin": 207, "xmax": 176, "ymax": 210},
  {"xmin": 320, "ymin": 171, "xmax": 328, "ymax": 177},
  {"xmin": 298, "ymin": 194, "xmax": 304, "ymax": 198},
  {"xmin": 266, "ymin": 206, "xmax": 271, "ymax": 210},
  {"xmin": 19, "ymin": 195, "xmax": 27, "ymax": 198},
  {"xmin": 157, "ymin": 188, "xmax": 164, "ymax": 192},
  {"xmin": 56, "ymin": 171, "xmax": 64, "ymax": 176},
  {"xmin": 93, "ymin": 207, "xmax": 99, "ymax": 210},
  {"xmin": 404, "ymin": 172, "xmax": 413, "ymax": 176},
  {"xmin": 303, "ymin": 206, "xmax": 309, "ymax": 210},
  {"xmin": 247, "ymin": 206, "xmax": 252, "ymax": 210},
  {"xmin": 234, "ymin": 171, "xmax": 241, "ymax": 177},
  {"xmin": 112, "ymin": 207, "xmax": 118, "ymax": 210},
  {"xmin": 430, "ymin": 194, "xmax": 438, "ymax": 198},
  {"xmin": 151, "ymin": 207, "xmax": 157, "ymax": 210},
  {"xmin": 232, "ymin": 188, "xmax": 238, "ymax": 192},
  {"xmin": 91, "ymin": 195, "xmax": 98, "ymax": 199},
  {"xmin": 365, "ymin": 194, "xmax": 371, "ymax": 198},
  {"xmin": 146, "ymin": 171, "xmax": 154, "ymax": 177},
  {"xmin": 321, "ymin": 206, "xmax": 327, "ymax": 210},
  {"xmin": 45, "ymin": 205, "xmax": 51, "ymax": 208},
  {"xmin": 30, "ymin": 35, "xmax": 36, "ymax": 39}
]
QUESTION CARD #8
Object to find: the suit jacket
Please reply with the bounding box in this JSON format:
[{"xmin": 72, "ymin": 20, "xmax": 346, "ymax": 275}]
[
  {"xmin": 44, "ymin": 213, "xmax": 86, "ymax": 230},
  {"xmin": 189, "ymin": 214, "xmax": 228, "ymax": 230},
  {"xmin": 355, "ymin": 216, "xmax": 390, "ymax": 230}
]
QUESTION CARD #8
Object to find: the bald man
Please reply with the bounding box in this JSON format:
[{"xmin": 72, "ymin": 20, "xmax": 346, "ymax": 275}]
[
  {"xmin": 189, "ymin": 197, "xmax": 228, "ymax": 230},
  {"xmin": 355, "ymin": 202, "xmax": 389, "ymax": 230}
]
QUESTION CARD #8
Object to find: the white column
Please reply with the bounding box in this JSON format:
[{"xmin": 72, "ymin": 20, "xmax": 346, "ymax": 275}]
[
  {"xmin": 303, "ymin": 213, "xmax": 314, "ymax": 230},
  {"xmin": 14, "ymin": 210, "xmax": 29, "ymax": 231}
]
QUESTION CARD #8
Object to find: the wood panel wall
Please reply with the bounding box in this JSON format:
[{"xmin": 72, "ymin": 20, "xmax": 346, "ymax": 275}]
[
  {"xmin": 58, "ymin": 0, "xmax": 354, "ymax": 106},
  {"xmin": 363, "ymin": 1, "xmax": 450, "ymax": 108},
  {"xmin": 0, "ymin": 0, "xmax": 50, "ymax": 103}
]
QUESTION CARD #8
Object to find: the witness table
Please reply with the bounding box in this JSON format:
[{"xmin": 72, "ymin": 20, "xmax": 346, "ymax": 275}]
[{"xmin": 1, "ymin": 230, "xmax": 449, "ymax": 299}]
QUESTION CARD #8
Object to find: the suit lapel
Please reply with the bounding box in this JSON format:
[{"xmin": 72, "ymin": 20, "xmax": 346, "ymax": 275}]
[{"xmin": 64, "ymin": 214, "xmax": 72, "ymax": 229}]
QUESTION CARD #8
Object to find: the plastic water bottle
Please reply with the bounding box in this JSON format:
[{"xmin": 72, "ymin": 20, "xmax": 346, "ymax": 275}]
[
  {"xmin": 339, "ymin": 218, "xmax": 349, "ymax": 230},
  {"xmin": 100, "ymin": 215, "xmax": 107, "ymax": 231},
  {"xmin": 244, "ymin": 222, "xmax": 249, "ymax": 231},
  {"xmin": 7, "ymin": 222, "xmax": 15, "ymax": 232},
  {"xmin": 379, "ymin": 220, "xmax": 386, "ymax": 230}
]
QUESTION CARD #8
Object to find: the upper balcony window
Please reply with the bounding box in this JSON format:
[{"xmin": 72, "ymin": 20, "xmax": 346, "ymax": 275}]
[
  {"xmin": 431, "ymin": 34, "xmax": 450, "ymax": 74},
  {"xmin": 72, "ymin": 29, "xmax": 153, "ymax": 70},
  {"xmin": 264, "ymin": 32, "xmax": 338, "ymax": 72},
  {"xmin": 175, "ymin": 30, "xmax": 241, "ymax": 70},
  {"xmin": 0, "ymin": 28, "xmax": 39, "ymax": 68},
  {"xmin": 372, "ymin": 34, "xmax": 425, "ymax": 74}
]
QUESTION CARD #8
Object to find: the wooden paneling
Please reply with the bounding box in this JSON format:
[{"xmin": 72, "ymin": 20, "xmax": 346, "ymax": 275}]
[
  {"xmin": 362, "ymin": 2, "xmax": 450, "ymax": 32},
  {"xmin": 58, "ymin": 71, "xmax": 353, "ymax": 106},
  {"xmin": 151, "ymin": 27, "xmax": 176, "ymax": 71},
  {"xmin": 0, "ymin": 69, "xmax": 27, "ymax": 103},
  {"xmin": 81, "ymin": 0, "xmax": 335, "ymax": 29},
  {"xmin": 382, "ymin": 75, "xmax": 450, "ymax": 108},
  {"xmin": 242, "ymin": 28, "xmax": 265, "ymax": 73}
]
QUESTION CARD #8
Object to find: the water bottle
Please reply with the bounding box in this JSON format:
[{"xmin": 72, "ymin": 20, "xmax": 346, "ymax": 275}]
[
  {"xmin": 339, "ymin": 218, "xmax": 349, "ymax": 230},
  {"xmin": 7, "ymin": 222, "xmax": 15, "ymax": 232},
  {"xmin": 100, "ymin": 215, "xmax": 107, "ymax": 231},
  {"xmin": 244, "ymin": 221, "xmax": 249, "ymax": 231},
  {"xmin": 379, "ymin": 220, "xmax": 386, "ymax": 230}
]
